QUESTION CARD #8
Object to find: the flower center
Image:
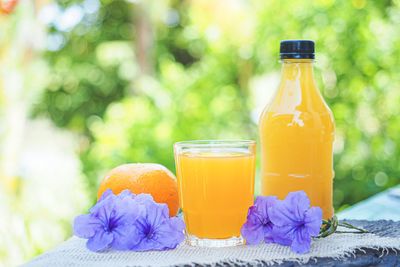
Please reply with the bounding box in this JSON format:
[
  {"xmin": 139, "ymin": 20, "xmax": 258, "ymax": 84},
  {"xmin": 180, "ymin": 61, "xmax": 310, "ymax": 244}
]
[
  {"xmin": 297, "ymin": 222, "xmax": 306, "ymax": 229},
  {"xmin": 262, "ymin": 218, "xmax": 270, "ymax": 226},
  {"xmin": 105, "ymin": 220, "xmax": 117, "ymax": 232},
  {"xmin": 105, "ymin": 212, "xmax": 121, "ymax": 232},
  {"xmin": 144, "ymin": 224, "xmax": 155, "ymax": 239}
]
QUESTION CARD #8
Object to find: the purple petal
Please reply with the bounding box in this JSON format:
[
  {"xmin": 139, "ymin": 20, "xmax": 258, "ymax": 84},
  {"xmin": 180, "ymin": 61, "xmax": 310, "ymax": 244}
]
[
  {"xmin": 285, "ymin": 191, "xmax": 310, "ymax": 221},
  {"xmin": 86, "ymin": 230, "xmax": 114, "ymax": 252},
  {"xmin": 242, "ymin": 197, "xmax": 277, "ymax": 245},
  {"xmin": 143, "ymin": 201, "xmax": 169, "ymax": 228},
  {"xmin": 271, "ymin": 225, "xmax": 295, "ymax": 246},
  {"xmin": 73, "ymin": 214, "xmax": 102, "ymax": 238},
  {"xmin": 269, "ymin": 200, "xmax": 297, "ymax": 226},
  {"xmin": 169, "ymin": 217, "xmax": 185, "ymax": 233},
  {"xmin": 129, "ymin": 204, "xmax": 185, "ymax": 251},
  {"xmin": 152, "ymin": 220, "xmax": 185, "ymax": 249},
  {"xmin": 107, "ymin": 197, "xmax": 144, "ymax": 250},
  {"xmin": 135, "ymin": 194, "xmax": 155, "ymax": 205},
  {"xmin": 118, "ymin": 189, "xmax": 136, "ymax": 200},
  {"xmin": 130, "ymin": 215, "xmax": 160, "ymax": 251},
  {"xmin": 245, "ymin": 206, "xmax": 260, "ymax": 225},
  {"xmin": 114, "ymin": 197, "xmax": 143, "ymax": 224},
  {"xmin": 254, "ymin": 196, "xmax": 277, "ymax": 220},
  {"xmin": 272, "ymin": 235, "xmax": 292, "ymax": 246},
  {"xmin": 90, "ymin": 193, "xmax": 116, "ymax": 217},
  {"xmin": 129, "ymin": 222, "xmax": 159, "ymax": 251},
  {"xmin": 269, "ymin": 191, "xmax": 311, "ymax": 226},
  {"xmin": 132, "ymin": 236, "xmax": 157, "ymax": 251},
  {"xmin": 111, "ymin": 224, "xmax": 141, "ymax": 250},
  {"xmin": 304, "ymin": 207, "xmax": 322, "ymax": 236},
  {"xmin": 291, "ymin": 226, "xmax": 311, "ymax": 254},
  {"xmin": 263, "ymin": 223, "xmax": 275, "ymax": 243},
  {"xmin": 98, "ymin": 189, "xmax": 114, "ymax": 202},
  {"xmin": 241, "ymin": 220, "xmax": 264, "ymax": 245},
  {"xmin": 241, "ymin": 205, "xmax": 264, "ymax": 244}
]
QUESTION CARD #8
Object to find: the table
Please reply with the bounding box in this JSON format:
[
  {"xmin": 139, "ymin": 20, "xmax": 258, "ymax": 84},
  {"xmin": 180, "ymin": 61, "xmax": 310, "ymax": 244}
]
[
  {"xmin": 23, "ymin": 220, "xmax": 400, "ymax": 267},
  {"xmin": 273, "ymin": 220, "xmax": 400, "ymax": 267}
]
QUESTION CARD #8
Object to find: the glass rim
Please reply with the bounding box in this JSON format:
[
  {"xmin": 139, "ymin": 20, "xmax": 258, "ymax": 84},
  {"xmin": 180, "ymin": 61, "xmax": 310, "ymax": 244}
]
[{"xmin": 174, "ymin": 139, "xmax": 256, "ymax": 148}]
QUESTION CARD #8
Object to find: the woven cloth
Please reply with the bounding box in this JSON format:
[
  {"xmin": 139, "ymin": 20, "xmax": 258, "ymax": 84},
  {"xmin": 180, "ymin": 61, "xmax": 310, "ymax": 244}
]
[{"xmin": 23, "ymin": 221, "xmax": 400, "ymax": 267}]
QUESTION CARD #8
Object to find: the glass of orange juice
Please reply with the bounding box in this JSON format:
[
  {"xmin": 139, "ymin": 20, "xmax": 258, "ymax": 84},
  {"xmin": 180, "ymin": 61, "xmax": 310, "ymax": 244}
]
[{"xmin": 174, "ymin": 140, "xmax": 256, "ymax": 247}]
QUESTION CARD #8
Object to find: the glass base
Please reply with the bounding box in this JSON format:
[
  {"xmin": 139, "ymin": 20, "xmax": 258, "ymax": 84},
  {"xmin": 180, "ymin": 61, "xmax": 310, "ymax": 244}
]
[{"xmin": 186, "ymin": 234, "xmax": 245, "ymax": 247}]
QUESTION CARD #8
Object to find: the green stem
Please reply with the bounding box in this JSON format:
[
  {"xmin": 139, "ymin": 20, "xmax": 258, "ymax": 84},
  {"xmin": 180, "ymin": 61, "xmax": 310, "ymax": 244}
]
[
  {"xmin": 318, "ymin": 215, "xmax": 369, "ymax": 238},
  {"xmin": 335, "ymin": 230, "xmax": 368, "ymax": 234},
  {"xmin": 338, "ymin": 222, "xmax": 369, "ymax": 233}
]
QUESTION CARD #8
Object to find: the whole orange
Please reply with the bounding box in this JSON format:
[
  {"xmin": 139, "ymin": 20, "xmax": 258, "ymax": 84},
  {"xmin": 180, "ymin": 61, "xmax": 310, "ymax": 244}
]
[{"xmin": 97, "ymin": 163, "xmax": 179, "ymax": 217}]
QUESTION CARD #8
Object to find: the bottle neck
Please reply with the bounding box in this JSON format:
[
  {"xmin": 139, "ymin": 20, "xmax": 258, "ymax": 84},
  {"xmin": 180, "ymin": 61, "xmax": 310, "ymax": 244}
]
[
  {"xmin": 271, "ymin": 58, "xmax": 323, "ymax": 113},
  {"xmin": 280, "ymin": 59, "xmax": 315, "ymax": 82}
]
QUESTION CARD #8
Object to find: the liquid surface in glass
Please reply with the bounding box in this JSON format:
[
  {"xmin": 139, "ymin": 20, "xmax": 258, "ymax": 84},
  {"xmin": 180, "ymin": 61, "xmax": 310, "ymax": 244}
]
[
  {"xmin": 175, "ymin": 149, "xmax": 255, "ymax": 239},
  {"xmin": 259, "ymin": 59, "xmax": 335, "ymax": 219}
]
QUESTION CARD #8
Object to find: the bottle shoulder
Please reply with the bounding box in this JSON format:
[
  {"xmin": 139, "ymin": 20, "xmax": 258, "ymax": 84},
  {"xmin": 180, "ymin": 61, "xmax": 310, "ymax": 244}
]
[
  {"xmin": 260, "ymin": 81, "xmax": 334, "ymax": 120},
  {"xmin": 259, "ymin": 105, "xmax": 335, "ymax": 136},
  {"xmin": 260, "ymin": 98, "xmax": 334, "ymax": 121}
]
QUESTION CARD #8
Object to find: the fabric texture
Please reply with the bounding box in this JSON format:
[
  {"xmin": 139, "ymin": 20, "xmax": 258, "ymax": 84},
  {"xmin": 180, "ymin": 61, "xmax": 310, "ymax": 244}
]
[{"xmin": 23, "ymin": 220, "xmax": 400, "ymax": 267}]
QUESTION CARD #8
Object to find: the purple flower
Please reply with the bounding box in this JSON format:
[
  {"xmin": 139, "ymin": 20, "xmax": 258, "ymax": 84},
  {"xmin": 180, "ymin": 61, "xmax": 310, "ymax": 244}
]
[
  {"xmin": 73, "ymin": 189, "xmax": 185, "ymax": 252},
  {"xmin": 269, "ymin": 191, "xmax": 322, "ymax": 254},
  {"xmin": 73, "ymin": 190, "xmax": 142, "ymax": 252},
  {"xmin": 241, "ymin": 196, "xmax": 277, "ymax": 245},
  {"xmin": 130, "ymin": 195, "xmax": 185, "ymax": 251},
  {"xmin": 99, "ymin": 189, "xmax": 136, "ymax": 202}
]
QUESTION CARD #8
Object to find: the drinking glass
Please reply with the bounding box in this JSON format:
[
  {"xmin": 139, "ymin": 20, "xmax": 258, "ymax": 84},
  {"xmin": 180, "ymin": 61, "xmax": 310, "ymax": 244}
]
[{"xmin": 174, "ymin": 140, "xmax": 256, "ymax": 247}]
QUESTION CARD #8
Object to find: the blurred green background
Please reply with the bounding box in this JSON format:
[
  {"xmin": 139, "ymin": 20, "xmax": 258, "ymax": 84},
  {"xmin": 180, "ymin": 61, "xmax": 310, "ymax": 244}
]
[{"xmin": 1, "ymin": 0, "xmax": 400, "ymax": 265}]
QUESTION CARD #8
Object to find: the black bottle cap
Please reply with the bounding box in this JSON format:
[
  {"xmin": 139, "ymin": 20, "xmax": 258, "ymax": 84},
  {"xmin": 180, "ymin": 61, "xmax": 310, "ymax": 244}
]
[{"xmin": 280, "ymin": 40, "xmax": 315, "ymax": 59}]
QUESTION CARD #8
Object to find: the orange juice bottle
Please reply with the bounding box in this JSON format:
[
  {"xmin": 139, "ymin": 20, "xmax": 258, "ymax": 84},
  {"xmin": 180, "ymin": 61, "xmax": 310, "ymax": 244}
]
[
  {"xmin": 174, "ymin": 140, "xmax": 255, "ymax": 247},
  {"xmin": 259, "ymin": 40, "xmax": 335, "ymax": 219}
]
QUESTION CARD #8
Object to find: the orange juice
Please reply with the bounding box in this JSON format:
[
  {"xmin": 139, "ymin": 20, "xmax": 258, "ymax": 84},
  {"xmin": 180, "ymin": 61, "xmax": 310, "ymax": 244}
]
[
  {"xmin": 174, "ymin": 142, "xmax": 255, "ymax": 242},
  {"xmin": 259, "ymin": 41, "xmax": 335, "ymax": 219}
]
